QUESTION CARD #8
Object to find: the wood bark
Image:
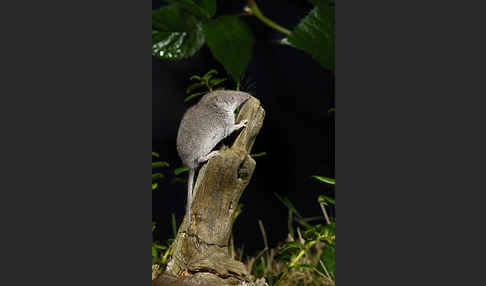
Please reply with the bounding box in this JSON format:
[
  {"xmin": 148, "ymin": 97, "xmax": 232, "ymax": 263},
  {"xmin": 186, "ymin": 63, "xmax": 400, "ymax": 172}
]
[{"xmin": 153, "ymin": 96, "xmax": 265, "ymax": 286}]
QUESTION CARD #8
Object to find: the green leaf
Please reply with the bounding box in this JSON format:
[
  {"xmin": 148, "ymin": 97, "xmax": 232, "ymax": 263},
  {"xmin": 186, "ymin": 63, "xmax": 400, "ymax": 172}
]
[
  {"xmin": 171, "ymin": 213, "xmax": 178, "ymax": 238},
  {"xmin": 153, "ymin": 244, "xmax": 167, "ymax": 250},
  {"xmin": 152, "ymin": 161, "xmax": 170, "ymax": 168},
  {"xmin": 318, "ymin": 194, "xmax": 335, "ymax": 205},
  {"xmin": 152, "ymin": 246, "xmax": 158, "ymax": 258},
  {"xmin": 189, "ymin": 75, "xmax": 202, "ymax": 81},
  {"xmin": 152, "ymin": 152, "xmax": 160, "ymax": 158},
  {"xmin": 152, "ymin": 173, "xmax": 165, "ymax": 181},
  {"xmin": 152, "ymin": 183, "xmax": 158, "ymax": 190},
  {"xmin": 203, "ymin": 15, "xmax": 254, "ymax": 82},
  {"xmin": 174, "ymin": 167, "xmax": 189, "ymax": 175},
  {"xmin": 287, "ymin": 1, "xmax": 335, "ymax": 70},
  {"xmin": 318, "ymin": 244, "xmax": 335, "ymax": 278},
  {"xmin": 232, "ymin": 203, "xmax": 244, "ymax": 223},
  {"xmin": 184, "ymin": 91, "xmax": 207, "ymax": 102},
  {"xmin": 312, "ymin": 175, "xmax": 335, "ymax": 185},
  {"xmin": 250, "ymin": 152, "xmax": 267, "ymax": 158},
  {"xmin": 209, "ymin": 78, "xmax": 227, "ymax": 86},
  {"xmin": 152, "ymin": 4, "xmax": 205, "ymax": 60},
  {"xmin": 164, "ymin": 0, "xmax": 217, "ymax": 19}
]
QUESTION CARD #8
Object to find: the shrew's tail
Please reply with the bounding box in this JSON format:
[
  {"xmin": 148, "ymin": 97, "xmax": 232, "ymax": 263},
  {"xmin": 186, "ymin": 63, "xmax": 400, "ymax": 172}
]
[{"xmin": 186, "ymin": 168, "xmax": 195, "ymax": 228}]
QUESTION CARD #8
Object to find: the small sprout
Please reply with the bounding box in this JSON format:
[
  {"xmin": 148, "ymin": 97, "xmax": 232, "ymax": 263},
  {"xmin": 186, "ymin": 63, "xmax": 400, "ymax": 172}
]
[{"xmin": 185, "ymin": 69, "xmax": 229, "ymax": 102}]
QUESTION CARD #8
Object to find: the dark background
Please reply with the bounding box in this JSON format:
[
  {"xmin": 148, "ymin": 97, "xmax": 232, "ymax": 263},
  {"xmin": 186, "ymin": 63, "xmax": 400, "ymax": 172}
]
[{"xmin": 152, "ymin": 0, "xmax": 335, "ymax": 255}]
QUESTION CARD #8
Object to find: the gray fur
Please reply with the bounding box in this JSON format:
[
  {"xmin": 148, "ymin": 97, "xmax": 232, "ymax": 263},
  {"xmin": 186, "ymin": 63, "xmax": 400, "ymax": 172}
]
[{"xmin": 176, "ymin": 90, "xmax": 250, "ymax": 227}]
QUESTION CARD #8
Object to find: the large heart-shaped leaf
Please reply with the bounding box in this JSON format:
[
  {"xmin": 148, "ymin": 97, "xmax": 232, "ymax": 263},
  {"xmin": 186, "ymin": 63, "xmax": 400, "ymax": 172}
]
[
  {"xmin": 287, "ymin": 0, "xmax": 335, "ymax": 70},
  {"xmin": 152, "ymin": 4, "xmax": 205, "ymax": 60},
  {"xmin": 203, "ymin": 15, "xmax": 254, "ymax": 83}
]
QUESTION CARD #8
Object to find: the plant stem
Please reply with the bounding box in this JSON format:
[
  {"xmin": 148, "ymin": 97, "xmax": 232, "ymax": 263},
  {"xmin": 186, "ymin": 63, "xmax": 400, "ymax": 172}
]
[
  {"xmin": 319, "ymin": 259, "xmax": 334, "ymax": 282},
  {"xmin": 247, "ymin": 0, "xmax": 291, "ymax": 36},
  {"xmin": 258, "ymin": 220, "xmax": 269, "ymax": 250},
  {"xmin": 320, "ymin": 202, "xmax": 331, "ymax": 225}
]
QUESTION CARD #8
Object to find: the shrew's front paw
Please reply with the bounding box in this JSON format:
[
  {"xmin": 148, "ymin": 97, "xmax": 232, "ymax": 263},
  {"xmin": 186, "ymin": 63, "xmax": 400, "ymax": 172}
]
[{"xmin": 236, "ymin": 119, "xmax": 248, "ymax": 129}]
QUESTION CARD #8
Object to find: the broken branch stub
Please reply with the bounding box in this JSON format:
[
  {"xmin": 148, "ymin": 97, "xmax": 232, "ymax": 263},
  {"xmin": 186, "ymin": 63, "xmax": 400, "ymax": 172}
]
[{"xmin": 157, "ymin": 96, "xmax": 265, "ymax": 286}]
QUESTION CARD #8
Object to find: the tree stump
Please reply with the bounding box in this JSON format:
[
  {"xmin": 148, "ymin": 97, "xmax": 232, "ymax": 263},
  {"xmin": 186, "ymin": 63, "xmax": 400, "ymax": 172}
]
[{"xmin": 153, "ymin": 96, "xmax": 265, "ymax": 286}]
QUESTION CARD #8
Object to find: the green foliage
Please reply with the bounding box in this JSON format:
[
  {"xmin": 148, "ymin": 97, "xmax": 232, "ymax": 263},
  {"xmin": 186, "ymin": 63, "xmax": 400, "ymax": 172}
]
[
  {"xmin": 152, "ymin": 4, "xmax": 204, "ymax": 60},
  {"xmin": 246, "ymin": 187, "xmax": 335, "ymax": 285},
  {"xmin": 152, "ymin": 0, "xmax": 335, "ymax": 89},
  {"xmin": 152, "ymin": 152, "xmax": 170, "ymax": 191},
  {"xmin": 152, "ymin": 2, "xmax": 255, "ymax": 85},
  {"xmin": 152, "ymin": 215, "xmax": 180, "ymax": 269},
  {"xmin": 203, "ymin": 16, "xmax": 255, "ymax": 83},
  {"xmin": 318, "ymin": 244, "xmax": 335, "ymax": 279},
  {"xmin": 232, "ymin": 203, "xmax": 244, "ymax": 223},
  {"xmin": 152, "ymin": 161, "xmax": 170, "ymax": 168},
  {"xmin": 171, "ymin": 213, "xmax": 178, "ymax": 237},
  {"xmin": 184, "ymin": 69, "xmax": 228, "ymax": 102},
  {"xmin": 152, "ymin": 222, "xmax": 170, "ymax": 266},
  {"xmin": 287, "ymin": 0, "xmax": 335, "ymax": 70}
]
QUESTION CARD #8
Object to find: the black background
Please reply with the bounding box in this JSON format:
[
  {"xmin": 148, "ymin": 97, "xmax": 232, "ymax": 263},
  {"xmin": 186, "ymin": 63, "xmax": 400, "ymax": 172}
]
[{"xmin": 152, "ymin": 0, "xmax": 335, "ymax": 255}]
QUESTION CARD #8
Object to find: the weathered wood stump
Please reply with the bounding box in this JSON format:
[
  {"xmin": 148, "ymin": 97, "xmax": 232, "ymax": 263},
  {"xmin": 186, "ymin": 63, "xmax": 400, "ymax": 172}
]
[{"xmin": 153, "ymin": 96, "xmax": 265, "ymax": 286}]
